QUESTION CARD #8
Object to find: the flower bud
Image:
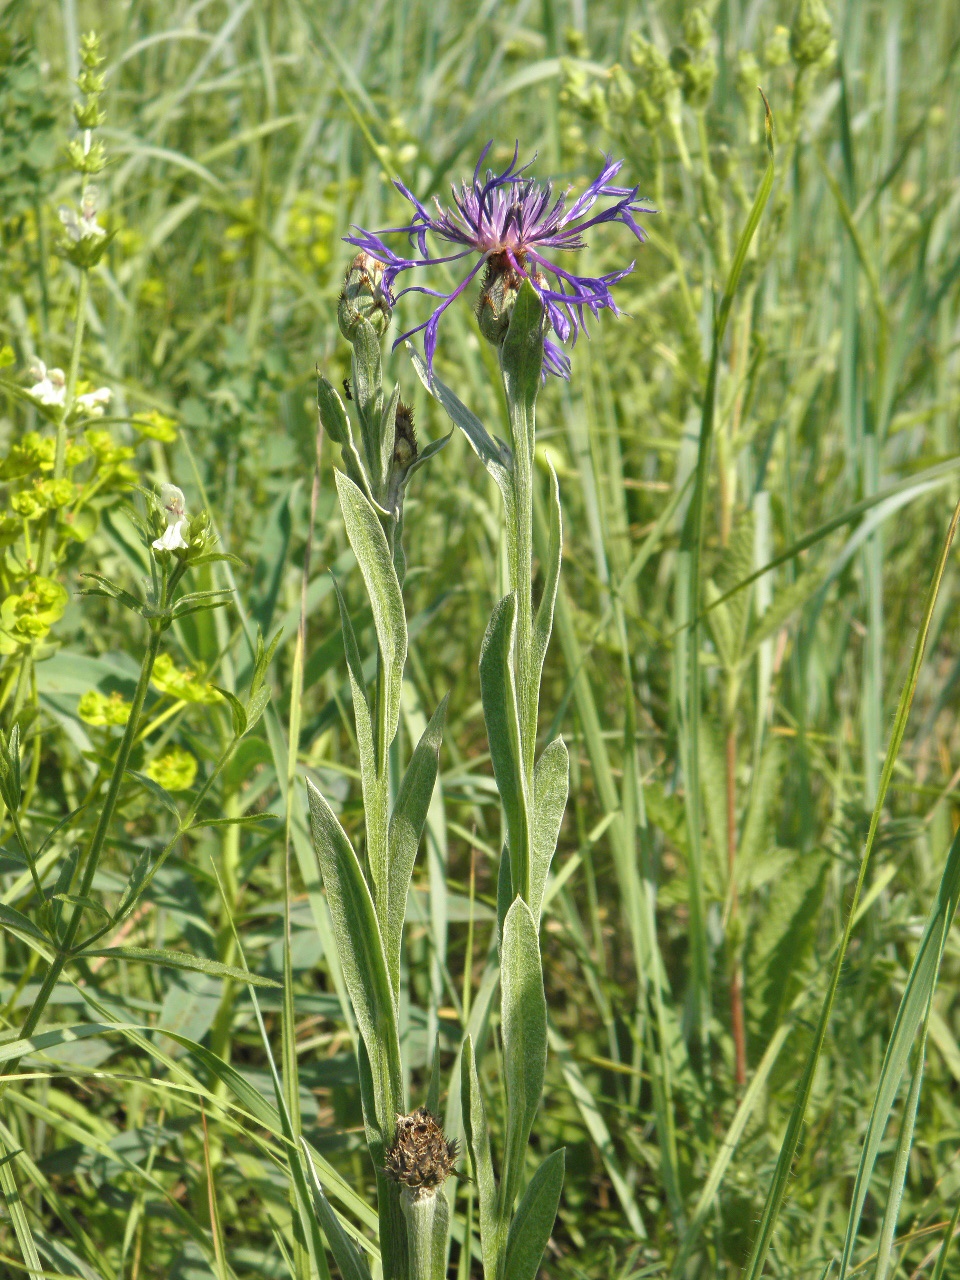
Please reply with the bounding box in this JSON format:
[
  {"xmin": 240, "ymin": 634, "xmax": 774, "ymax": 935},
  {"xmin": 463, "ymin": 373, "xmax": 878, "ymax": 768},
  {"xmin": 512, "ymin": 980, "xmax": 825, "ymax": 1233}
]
[
  {"xmin": 671, "ymin": 45, "xmax": 717, "ymax": 109},
  {"xmin": 338, "ymin": 252, "xmax": 392, "ymax": 340},
  {"xmin": 628, "ymin": 34, "xmax": 677, "ymax": 104},
  {"xmin": 475, "ymin": 256, "xmax": 523, "ymax": 348},
  {"xmin": 606, "ymin": 63, "xmax": 636, "ymax": 116},
  {"xmin": 683, "ymin": 7, "xmax": 712, "ymax": 51},
  {"xmin": 763, "ymin": 25, "xmax": 791, "ymax": 66},
  {"xmin": 790, "ymin": 0, "xmax": 834, "ymax": 67}
]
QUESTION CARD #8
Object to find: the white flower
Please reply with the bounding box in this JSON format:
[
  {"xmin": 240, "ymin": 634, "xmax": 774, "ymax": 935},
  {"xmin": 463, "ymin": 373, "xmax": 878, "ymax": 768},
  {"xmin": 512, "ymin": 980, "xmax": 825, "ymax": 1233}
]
[
  {"xmin": 152, "ymin": 484, "xmax": 190, "ymax": 553},
  {"xmin": 58, "ymin": 189, "xmax": 106, "ymax": 242},
  {"xmin": 153, "ymin": 520, "xmax": 189, "ymax": 552},
  {"xmin": 76, "ymin": 386, "xmax": 112, "ymax": 416},
  {"xmin": 27, "ymin": 361, "xmax": 67, "ymax": 407}
]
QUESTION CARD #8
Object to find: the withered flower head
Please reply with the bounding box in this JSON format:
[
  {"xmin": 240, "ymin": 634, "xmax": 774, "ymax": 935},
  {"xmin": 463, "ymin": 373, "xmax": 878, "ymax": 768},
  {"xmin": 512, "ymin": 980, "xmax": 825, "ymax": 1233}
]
[{"xmin": 384, "ymin": 1107, "xmax": 458, "ymax": 1199}]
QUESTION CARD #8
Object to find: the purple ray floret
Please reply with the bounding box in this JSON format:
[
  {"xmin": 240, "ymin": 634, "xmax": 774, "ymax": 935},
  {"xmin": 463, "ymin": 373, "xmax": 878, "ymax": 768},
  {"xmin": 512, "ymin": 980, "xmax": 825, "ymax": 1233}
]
[{"xmin": 346, "ymin": 143, "xmax": 654, "ymax": 378}]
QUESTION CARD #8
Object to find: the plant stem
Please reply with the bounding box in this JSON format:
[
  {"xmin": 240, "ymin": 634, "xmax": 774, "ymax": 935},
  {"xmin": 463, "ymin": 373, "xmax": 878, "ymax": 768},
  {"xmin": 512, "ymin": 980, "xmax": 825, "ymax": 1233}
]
[{"xmin": 0, "ymin": 620, "xmax": 164, "ymax": 1085}]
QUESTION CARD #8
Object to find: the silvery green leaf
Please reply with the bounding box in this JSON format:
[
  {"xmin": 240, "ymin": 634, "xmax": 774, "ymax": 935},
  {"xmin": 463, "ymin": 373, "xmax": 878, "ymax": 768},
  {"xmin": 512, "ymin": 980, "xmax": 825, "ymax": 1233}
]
[
  {"xmin": 379, "ymin": 380, "xmax": 401, "ymax": 498},
  {"xmin": 302, "ymin": 1140, "xmax": 372, "ymax": 1280},
  {"xmin": 408, "ymin": 346, "xmax": 512, "ymax": 486},
  {"xmin": 533, "ymin": 458, "xmax": 562, "ymax": 686},
  {"xmin": 479, "ymin": 595, "xmax": 529, "ymax": 901},
  {"xmin": 331, "ymin": 573, "xmax": 385, "ymax": 905},
  {"xmin": 84, "ymin": 946, "xmax": 281, "ymax": 987},
  {"xmin": 497, "ymin": 846, "xmax": 513, "ymax": 941},
  {"xmin": 335, "ymin": 471, "xmax": 408, "ymax": 752},
  {"xmin": 500, "ymin": 281, "xmax": 544, "ymax": 422},
  {"xmin": 350, "ymin": 317, "xmax": 384, "ymax": 474},
  {"xmin": 529, "ymin": 738, "xmax": 568, "ymax": 927},
  {"xmin": 386, "ymin": 695, "xmax": 448, "ymax": 991},
  {"xmin": 401, "ymin": 1184, "xmax": 449, "ymax": 1280},
  {"xmin": 499, "ymin": 897, "xmax": 547, "ymax": 1220},
  {"xmin": 318, "ymin": 374, "xmax": 373, "ymax": 495},
  {"xmin": 306, "ymin": 779, "xmax": 400, "ymax": 1130},
  {"xmin": 317, "ymin": 374, "xmax": 350, "ymax": 446},
  {"xmin": 503, "ymin": 1148, "xmax": 565, "ymax": 1280},
  {"xmin": 461, "ymin": 1035, "xmax": 499, "ymax": 1280}
]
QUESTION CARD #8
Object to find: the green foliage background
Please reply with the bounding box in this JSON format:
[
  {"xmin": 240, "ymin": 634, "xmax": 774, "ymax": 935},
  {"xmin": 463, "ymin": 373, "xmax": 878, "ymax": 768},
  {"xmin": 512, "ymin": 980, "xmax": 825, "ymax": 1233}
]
[{"xmin": 1, "ymin": 0, "xmax": 959, "ymax": 1276}]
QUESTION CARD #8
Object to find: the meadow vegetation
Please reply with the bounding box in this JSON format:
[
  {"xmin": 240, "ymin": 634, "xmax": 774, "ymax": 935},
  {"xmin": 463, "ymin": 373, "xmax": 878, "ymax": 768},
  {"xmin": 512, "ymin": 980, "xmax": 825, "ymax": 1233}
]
[{"xmin": 0, "ymin": 0, "xmax": 959, "ymax": 1277}]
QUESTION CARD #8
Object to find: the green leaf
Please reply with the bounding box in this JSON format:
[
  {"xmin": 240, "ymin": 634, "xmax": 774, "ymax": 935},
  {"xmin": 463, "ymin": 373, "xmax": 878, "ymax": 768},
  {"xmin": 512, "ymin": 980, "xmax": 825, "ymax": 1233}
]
[
  {"xmin": 529, "ymin": 738, "xmax": 568, "ymax": 926},
  {"xmin": 212, "ymin": 686, "xmax": 247, "ymax": 737},
  {"xmin": 499, "ymin": 897, "xmax": 547, "ymax": 1220},
  {"xmin": 835, "ymin": 819, "xmax": 960, "ymax": 1280},
  {"xmin": 317, "ymin": 374, "xmax": 351, "ymax": 446},
  {"xmin": 503, "ymin": 1148, "xmax": 565, "ymax": 1280},
  {"xmin": 126, "ymin": 769, "xmax": 182, "ymax": 818},
  {"xmin": 53, "ymin": 894, "xmax": 110, "ymax": 922},
  {"xmin": 84, "ymin": 947, "xmax": 281, "ymax": 987},
  {"xmin": 306, "ymin": 779, "xmax": 401, "ymax": 1135},
  {"xmin": 500, "ymin": 280, "xmax": 544, "ymax": 421},
  {"xmin": 0, "ymin": 724, "xmax": 22, "ymax": 812},
  {"xmin": 408, "ymin": 348, "xmax": 512, "ymax": 491},
  {"xmin": 386, "ymin": 695, "xmax": 448, "ymax": 991},
  {"xmin": 479, "ymin": 595, "xmax": 529, "ymax": 902},
  {"xmin": 331, "ymin": 573, "xmax": 384, "ymax": 906},
  {"xmin": 334, "ymin": 470, "xmax": 407, "ymax": 752},
  {"xmin": 461, "ymin": 1035, "xmax": 499, "ymax": 1280},
  {"xmin": 182, "ymin": 812, "xmax": 278, "ymax": 832},
  {"xmin": 0, "ymin": 901, "xmax": 50, "ymax": 945},
  {"xmin": 350, "ymin": 317, "xmax": 384, "ymax": 475},
  {"xmin": 379, "ymin": 380, "xmax": 400, "ymax": 497},
  {"xmin": 532, "ymin": 458, "xmax": 562, "ymax": 689},
  {"xmin": 302, "ymin": 1140, "xmax": 372, "ymax": 1280}
]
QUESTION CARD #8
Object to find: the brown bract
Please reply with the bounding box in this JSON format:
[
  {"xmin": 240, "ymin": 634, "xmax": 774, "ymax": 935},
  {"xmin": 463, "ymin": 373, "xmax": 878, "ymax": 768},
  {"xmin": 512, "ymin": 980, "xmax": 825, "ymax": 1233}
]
[{"xmin": 383, "ymin": 1107, "xmax": 458, "ymax": 1198}]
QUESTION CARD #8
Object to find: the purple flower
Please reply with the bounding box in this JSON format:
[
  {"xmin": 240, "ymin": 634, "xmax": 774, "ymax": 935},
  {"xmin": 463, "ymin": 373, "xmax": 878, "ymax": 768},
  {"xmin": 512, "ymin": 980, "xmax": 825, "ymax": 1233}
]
[{"xmin": 346, "ymin": 144, "xmax": 653, "ymax": 378}]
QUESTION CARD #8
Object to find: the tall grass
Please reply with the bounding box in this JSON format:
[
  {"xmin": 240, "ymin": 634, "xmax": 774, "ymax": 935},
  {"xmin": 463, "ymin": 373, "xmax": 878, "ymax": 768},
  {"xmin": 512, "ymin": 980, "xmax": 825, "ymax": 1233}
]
[{"xmin": 0, "ymin": 0, "xmax": 959, "ymax": 1277}]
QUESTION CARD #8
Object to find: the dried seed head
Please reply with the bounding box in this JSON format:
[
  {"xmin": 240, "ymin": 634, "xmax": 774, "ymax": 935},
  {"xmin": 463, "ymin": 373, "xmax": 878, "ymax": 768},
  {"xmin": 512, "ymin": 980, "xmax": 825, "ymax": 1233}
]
[{"xmin": 384, "ymin": 1107, "xmax": 458, "ymax": 1199}]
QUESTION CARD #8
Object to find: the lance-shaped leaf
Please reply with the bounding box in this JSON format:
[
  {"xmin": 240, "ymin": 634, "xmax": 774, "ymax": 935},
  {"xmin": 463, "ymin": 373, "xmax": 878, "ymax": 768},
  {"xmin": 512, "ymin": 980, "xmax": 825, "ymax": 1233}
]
[
  {"xmin": 350, "ymin": 317, "xmax": 384, "ymax": 474},
  {"xmin": 409, "ymin": 347, "xmax": 512, "ymax": 494},
  {"xmin": 319, "ymin": 373, "xmax": 371, "ymax": 496},
  {"xmin": 503, "ymin": 1148, "xmax": 565, "ymax": 1280},
  {"xmin": 533, "ymin": 459, "xmax": 562, "ymax": 689},
  {"xmin": 479, "ymin": 595, "xmax": 529, "ymax": 902},
  {"xmin": 499, "ymin": 897, "xmax": 547, "ymax": 1221},
  {"xmin": 84, "ymin": 947, "xmax": 281, "ymax": 987},
  {"xmin": 302, "ymin": 1140, "xmax": 372, "ymax": 1280},
  {"xmin": 0, "ymin": 725, "xmax": 22, "ymax": 813},
  {"xmin": 386, "ymin": 695, "xmax": 448, "ymax": 990},
  {"xmin": 335, "ymin": 470, "xmax": 407, "ymax": 754},
  {"xmin": 306, "ymin": 779, "xmax": 400, "ymax": 1133},
  {"xmin": 461, "ymin": 1035, "xmax": 499, "ymax": 1280},
  {"xmin": 379, "ymin": 380, "xmax": 401, "ymax": 498},
  {"xmin": 332, "ymin": 575, "xmax": 386, "ymax": 904},
  {"xmin": 529, "ymin": 738, "xmax": 568, "ymax": 927}
]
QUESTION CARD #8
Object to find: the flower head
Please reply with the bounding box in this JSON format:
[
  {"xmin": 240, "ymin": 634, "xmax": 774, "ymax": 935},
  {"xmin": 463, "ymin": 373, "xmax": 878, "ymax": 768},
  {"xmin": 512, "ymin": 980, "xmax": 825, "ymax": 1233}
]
[
  {"xmin": 347, "ymin": 143, "xmax": 653, "ymax": 377},
  {"xmin": 58, "ymin": 189, "xmax": 107, "ymax": 243},
  {"xmin": 76, "ymin": 385, "xmax": 112, "ymax": 417},
  {"xmin": 384, "ymin": 1107, "xmax": 458, "ymax": 1198},
  {"xmin": 27, "ymin": 361, "xmax": 67, "ymax": 408},
  {"xmin": 152, "ymin": 483, "xmax": 189, "ymax": 553}
]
